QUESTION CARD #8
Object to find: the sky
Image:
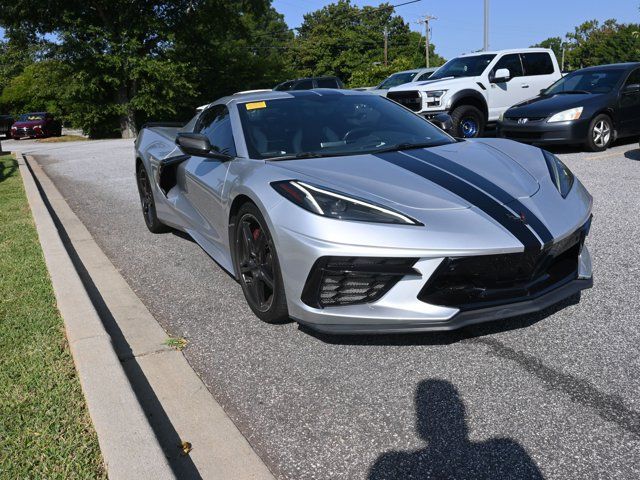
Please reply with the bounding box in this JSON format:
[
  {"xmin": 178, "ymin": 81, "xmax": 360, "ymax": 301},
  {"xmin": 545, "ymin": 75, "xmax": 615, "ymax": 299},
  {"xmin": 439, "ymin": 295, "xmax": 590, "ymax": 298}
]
[{"xmin": 272, "ymin": 0, "xmax": 639, "ymax": 59}]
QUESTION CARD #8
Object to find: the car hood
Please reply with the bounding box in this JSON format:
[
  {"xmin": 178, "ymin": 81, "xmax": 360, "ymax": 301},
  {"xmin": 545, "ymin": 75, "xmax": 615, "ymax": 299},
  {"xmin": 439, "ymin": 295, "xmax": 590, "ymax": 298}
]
[
  {"xmin": 388, "ymin": 76, "xmax": 472, "ymax": 92},
  {"xmin": 13, "ymin": 120, "xmax": 44, "ymax": 128},
  {"xmin": 271, "ymin": 140, "xmax": 540, "ymax": 211},
  {"xmin": 507, "ymin": 93, "xmax": 606, "ymax": 117}
]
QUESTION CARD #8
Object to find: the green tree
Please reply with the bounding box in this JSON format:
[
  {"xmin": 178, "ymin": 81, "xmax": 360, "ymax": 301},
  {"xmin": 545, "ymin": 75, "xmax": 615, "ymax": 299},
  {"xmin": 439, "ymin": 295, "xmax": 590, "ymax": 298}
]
[{"xmin": 289, "ymin": 0, "xmax": 444, "ymax": 85}]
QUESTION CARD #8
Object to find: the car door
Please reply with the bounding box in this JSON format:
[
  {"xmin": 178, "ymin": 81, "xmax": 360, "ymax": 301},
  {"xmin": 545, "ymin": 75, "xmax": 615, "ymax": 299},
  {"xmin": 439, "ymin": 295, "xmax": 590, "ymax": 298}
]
[
  {"xmin": 487, "ymin": 53, "xmax": 525, "ymax": 118},
  {"xmin": 182, "ymin": 104, "xmax": 237, "ymax": 251},
  {"xmin": 520, "ymin": 52, "xmax": 557, "ymax": 97},
  {"xmin": 618, "ymin": 68, "xmax": 640, "ymax": 135}
]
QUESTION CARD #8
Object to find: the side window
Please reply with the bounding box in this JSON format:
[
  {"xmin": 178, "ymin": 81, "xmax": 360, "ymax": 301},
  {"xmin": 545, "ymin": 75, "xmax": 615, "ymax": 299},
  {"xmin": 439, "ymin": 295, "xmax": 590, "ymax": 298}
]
[
  {"xmin": 316, "ymin": 77, "xmax": 338, "ymax": 88},
  {"xmin": 624, "ymin": 68, "xmax": 640, "ymax": 88},
  {"xmin": 491, "ymin": 54, "xmax": 523, "ymax": 79},
  {"xmin": 415, "ymin": 72, "xmax": 432, "ymax": 81},
  {"xmin": 521, "ymin": 53, "xmax": 554, "ymax": 76},
  {"xmin": 197, "ymin": 105, "xmax": 237, "ymax": 157},
  {"xmin": 295, "ymin": 79, "xmax": 314, "ymax": 90},
  {"xmin": 277, "ymin": 81, "xmax": 294, "ymax": 91}
]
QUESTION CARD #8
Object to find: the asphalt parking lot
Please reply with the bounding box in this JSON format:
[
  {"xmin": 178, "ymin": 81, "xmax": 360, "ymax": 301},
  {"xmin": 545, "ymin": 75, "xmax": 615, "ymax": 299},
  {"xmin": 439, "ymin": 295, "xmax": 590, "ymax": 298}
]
[{"xmin": 9, "ymin": 137, "xmax": 640, "ymax": 479}]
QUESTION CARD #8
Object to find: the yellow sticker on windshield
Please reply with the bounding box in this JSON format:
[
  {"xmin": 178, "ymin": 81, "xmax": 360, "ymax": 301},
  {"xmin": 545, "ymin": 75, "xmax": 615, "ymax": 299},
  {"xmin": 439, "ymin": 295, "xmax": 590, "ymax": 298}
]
[{"xmin": 245, "ymin": 101, "xmax": 266, "ymax": 110}]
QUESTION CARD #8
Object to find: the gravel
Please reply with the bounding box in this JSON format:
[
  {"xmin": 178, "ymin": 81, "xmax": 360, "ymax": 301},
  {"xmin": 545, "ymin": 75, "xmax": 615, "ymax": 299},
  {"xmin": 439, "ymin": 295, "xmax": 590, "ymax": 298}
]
[{"xmin": 10, "ymin": 137, "xmax": 640, "ymax": 479}]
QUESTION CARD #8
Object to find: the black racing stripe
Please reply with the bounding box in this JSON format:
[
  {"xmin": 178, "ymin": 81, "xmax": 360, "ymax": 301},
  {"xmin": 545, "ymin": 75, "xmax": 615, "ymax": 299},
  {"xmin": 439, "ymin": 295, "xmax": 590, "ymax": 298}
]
[
  {"xmin": 403, "ymin": 148, "xmax": 554, "ymax": 245},
  {"xmin": 374, "ymin": 151, "xmax": 542, "ymax": 250}
]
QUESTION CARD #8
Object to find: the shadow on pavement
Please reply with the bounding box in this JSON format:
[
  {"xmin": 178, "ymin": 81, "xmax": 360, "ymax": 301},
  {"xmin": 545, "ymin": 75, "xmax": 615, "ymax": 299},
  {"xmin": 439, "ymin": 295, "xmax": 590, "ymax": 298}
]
[
  {"xmin": 302, "ymin": 293, "xmax": 580, "ymax": 346},
  {"xmin": 0, "ymin": 156, "xmax": 17, "ymax": 184},
  {"xmin": 624, "ymin": 148, "xmax": 640, "ymax": 161},
  {"xmin": 368, "ymin": 379, "xmax": 544, "ymax": 480}
]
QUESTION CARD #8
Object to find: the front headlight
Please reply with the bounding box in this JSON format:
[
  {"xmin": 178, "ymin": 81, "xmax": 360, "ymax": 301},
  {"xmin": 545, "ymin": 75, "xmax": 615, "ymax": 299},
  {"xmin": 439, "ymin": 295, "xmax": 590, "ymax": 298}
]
[
  {"xmin": 542, "ymin": 150, "xmax": 574, "ymax": 198},
  {"xmin": 271, "ymin": 180, "xmax": 421, "ymax": 225},
  {"xmin": 547, "ymin": 107, "xmax": 583, "ymax": 123},
  {"xmin": 425, "ymin": 90, "xmax": 446, "ymax": 99},
  {"xmin": 424, "ymin": 90, "xmax": 446, "ymax": 108}
]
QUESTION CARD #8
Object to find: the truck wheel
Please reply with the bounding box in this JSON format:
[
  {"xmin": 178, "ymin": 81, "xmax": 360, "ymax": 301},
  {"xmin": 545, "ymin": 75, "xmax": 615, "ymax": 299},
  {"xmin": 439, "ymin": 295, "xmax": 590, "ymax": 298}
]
[
  {"xmin": 451, "ymin": 105, "xmax": 485, "ymax": 138},
  {"xmin": 585, "ymin": 114, "xmax": 612, "ymax": 152}
]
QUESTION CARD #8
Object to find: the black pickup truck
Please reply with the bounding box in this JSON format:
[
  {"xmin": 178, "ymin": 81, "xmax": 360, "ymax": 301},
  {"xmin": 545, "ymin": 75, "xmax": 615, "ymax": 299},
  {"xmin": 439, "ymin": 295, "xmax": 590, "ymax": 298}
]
[{"xmin": 0, "ymin": 115, "xmax": 14, "ymax": 138}]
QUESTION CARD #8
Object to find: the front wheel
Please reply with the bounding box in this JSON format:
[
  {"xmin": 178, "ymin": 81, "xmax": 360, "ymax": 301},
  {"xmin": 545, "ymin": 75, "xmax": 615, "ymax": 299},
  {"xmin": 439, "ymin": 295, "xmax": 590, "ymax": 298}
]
[
  {"xmin": 233, "ymin": 202, "xmax": 289, "ymax": 324},
  {"xmin": 136, "ymin": 164, "xmax": 169, "ymax": 233},
  {"xmin": 585, "ymin": 114, "xmax": 613, "ymax": 152},
  {"xmin": 450, "ymin": 105, "xmax": 485, "ymax": 138}
]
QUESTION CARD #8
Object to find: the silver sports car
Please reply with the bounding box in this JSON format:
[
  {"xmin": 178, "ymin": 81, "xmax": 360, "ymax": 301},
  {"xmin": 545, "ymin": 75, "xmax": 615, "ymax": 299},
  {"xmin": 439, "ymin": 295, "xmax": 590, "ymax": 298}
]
[{"xmin": 135, "ymin": 89, "xmax": 593, "ymax": 334}]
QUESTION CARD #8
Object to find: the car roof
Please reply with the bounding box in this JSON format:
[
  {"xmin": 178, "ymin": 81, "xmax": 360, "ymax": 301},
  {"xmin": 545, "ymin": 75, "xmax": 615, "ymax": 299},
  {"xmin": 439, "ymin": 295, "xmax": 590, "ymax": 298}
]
[
  {"xmin": 394, "ymin": 67, "xmax": 437, "ymax": 75},
  {"xmin": 575, "ymin": 62, "xmax": 640, "ymax": 72},
  {"xmin": 459, "ymin": 48, "xmax": 553, "ymax": 57},
  {"xmin": 216, "ymin": 89, "xmax": 370, "ymax": 106}
]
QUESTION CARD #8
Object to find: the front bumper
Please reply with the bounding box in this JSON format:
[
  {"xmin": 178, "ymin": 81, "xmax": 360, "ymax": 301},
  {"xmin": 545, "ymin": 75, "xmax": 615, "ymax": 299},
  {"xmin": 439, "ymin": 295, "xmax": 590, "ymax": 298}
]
[
  {"xmin": 278, "ymin": 220, "xmax": 593, "ymax": 334},
  {"xmin": 498, "ymin": 118, "xmax": 591, "ymax": 146}
]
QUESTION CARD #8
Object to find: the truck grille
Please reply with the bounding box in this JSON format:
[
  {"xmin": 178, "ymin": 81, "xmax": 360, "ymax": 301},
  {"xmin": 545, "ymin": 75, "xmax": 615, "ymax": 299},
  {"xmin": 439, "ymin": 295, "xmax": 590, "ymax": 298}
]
[
  {"xmin": 387, "ymin": 90, "xmax": 423, "ymax": 112},
  {"xmin": 301, "ymin": 257, "xmax": 419, "ymax": 308}
]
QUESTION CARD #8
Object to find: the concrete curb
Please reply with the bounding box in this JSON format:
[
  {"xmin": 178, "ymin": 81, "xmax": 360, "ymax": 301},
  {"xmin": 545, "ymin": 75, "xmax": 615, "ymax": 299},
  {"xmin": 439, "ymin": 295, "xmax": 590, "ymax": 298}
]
[
  {"xmin": 17, "ymin": 154, "xmax": 176, "ymax": 479},
  {"xmin": 23, "ymin": 153, "xmax": 276, "ymax": 480}
]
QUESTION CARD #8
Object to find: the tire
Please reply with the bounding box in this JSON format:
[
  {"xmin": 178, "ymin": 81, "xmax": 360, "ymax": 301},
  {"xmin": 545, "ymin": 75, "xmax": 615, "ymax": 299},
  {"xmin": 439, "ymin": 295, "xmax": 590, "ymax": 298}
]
[
  {"xmin": 233, "ymin": 202, "xmax": 289, "ymax": 324},
  {"xmin": 136, "ymin": 164, "xmax": 169, "ymax": 233},
  {"xmin": 450, "ymin": 104, "xmax": 485, "ymax": 138},
  {"xmin": 585, "ymin": 114, "xmax": 613, "ymax": 152}
]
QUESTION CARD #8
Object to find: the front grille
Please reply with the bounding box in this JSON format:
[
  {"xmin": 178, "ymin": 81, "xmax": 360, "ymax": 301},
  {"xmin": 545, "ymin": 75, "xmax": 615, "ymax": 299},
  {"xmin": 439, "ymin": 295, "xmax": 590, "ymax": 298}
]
[
  {"xmin": 505, "ymin": 116, "xmax": 546, "ymax": 122},
  {"xmin": 302, "ymin": 257, "xmax": 419, "ymax": 308},
  {"xmin": 387, "ymin": 90, "xmax": 422, "ymax": 112},
  {"xmin": 16, "ymin": 127, "xmax": 35, "ymax": 136},
  {"xmin": 419, "ymin": 222, "xmax": 590, "ymax": 310}
]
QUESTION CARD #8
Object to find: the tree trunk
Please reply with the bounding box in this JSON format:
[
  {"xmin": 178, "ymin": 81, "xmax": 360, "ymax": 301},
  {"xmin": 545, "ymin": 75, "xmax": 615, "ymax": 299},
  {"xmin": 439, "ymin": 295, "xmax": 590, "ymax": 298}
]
[{"xmin": 117, "ymin": 82, "xmax": 137, "ymax": 139}]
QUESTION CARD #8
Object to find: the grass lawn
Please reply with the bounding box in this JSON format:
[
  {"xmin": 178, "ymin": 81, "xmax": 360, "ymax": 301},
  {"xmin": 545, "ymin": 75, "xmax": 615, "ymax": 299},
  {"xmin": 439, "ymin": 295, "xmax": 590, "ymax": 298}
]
[
  {"xmin": 0, "ymin": 154, "xmax": 105, "ymax": 478},
  {"xmin": 36, "ymin": 135, "xmax": 87, "ymax": 143}
]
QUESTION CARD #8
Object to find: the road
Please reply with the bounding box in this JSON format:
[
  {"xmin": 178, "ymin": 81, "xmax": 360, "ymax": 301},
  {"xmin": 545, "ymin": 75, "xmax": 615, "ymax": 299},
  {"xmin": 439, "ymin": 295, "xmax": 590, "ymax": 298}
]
[{"xmin": 9, "ymin": 137, "xmax": 640, "ymax": 479}]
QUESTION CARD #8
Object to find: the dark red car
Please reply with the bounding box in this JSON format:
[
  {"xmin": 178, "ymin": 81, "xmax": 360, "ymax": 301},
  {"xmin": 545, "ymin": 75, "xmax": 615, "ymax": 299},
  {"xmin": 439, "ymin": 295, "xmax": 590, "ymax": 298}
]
[{"xmin": 11, "ymin": 112, "xmax": 62, "ymax": 139}]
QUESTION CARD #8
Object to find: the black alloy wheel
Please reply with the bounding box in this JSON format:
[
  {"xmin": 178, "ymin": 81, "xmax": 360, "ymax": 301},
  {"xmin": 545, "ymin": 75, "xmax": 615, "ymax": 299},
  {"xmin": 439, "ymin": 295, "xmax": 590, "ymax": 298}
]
[
  {"xmin": 136, "ymin": 165, "xmax": 169, "ymax": 233},
  {"xmin": 234, "ymin": 203, "xmax": 288, "ymax": 323}
]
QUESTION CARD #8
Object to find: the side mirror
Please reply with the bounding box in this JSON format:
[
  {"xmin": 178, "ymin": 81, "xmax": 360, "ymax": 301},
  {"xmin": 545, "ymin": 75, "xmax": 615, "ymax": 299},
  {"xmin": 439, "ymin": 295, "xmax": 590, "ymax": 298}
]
[
  {"xmin": 623, "ymin": 83, "xmax": 640, "ymax": 94},
  {"xmin": 492, "ymin": 68, "xmax": 511, "ymax": 83},
  {"xmin": 431, "ymin": 113, "xmax": 454, "ymax": 134},
  {"xmin": 176, "ymin": 133, "xmax": 232, "ymax": 160}
]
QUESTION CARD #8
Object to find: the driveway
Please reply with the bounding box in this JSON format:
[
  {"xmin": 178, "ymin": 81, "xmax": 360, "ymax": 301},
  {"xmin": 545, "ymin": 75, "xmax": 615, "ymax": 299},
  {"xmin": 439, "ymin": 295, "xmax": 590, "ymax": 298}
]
[{"xmin": 9, "ymin": 137, "xmax": 640, "ymax": 479}]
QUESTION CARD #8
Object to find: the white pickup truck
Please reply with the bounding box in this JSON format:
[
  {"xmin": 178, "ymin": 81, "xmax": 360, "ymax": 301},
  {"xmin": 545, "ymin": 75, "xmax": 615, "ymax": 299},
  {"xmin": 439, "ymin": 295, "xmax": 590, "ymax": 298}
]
[{"xmin": 387, "ymin": 48, "xmax": 561, "ymax": 138}]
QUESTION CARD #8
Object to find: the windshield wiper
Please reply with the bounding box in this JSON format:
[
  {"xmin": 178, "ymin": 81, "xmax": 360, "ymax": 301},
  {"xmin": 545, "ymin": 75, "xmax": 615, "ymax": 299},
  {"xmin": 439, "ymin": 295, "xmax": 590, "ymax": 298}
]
[
  {"xmin": 374, "ymin": 142, "xmax": 443, "ymax": 153},
  {"xmin": 554, "ymin": 90, "xmax": 591, "ymax": 95},
  {"xmin": 265, "ymin": 152, "xmax": 327, "ymax": 161}
]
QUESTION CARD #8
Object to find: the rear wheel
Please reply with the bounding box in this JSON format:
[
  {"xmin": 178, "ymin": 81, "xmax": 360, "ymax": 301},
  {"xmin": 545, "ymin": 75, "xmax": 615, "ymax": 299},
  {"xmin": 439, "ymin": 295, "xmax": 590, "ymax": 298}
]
[
  {"xmin": 450, "ymin": 104, "xmax": 485, "ymax": 138},
  {"xmin": 136, "ymin": 164, "xmax": 169, "ymax": 233},
  {"xmin": 585, "ymin": 114, "xmax": 613, "ymax": 152},
  {"xmin": 233, "ymin": 202, "xmax": 288, "ymax": 324}
]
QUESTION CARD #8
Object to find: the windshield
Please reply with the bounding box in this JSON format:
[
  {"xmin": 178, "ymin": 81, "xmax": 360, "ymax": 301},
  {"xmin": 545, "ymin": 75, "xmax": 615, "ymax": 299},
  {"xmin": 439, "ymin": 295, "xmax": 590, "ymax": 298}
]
[
  {"xmin": 429, "ymin": 54, "xmax": 496, "ymax": 79},
  {"xmin": 545, "ymin": 69, "xmax": 624, "ymax": 95},
  {"xmin": 378, "ymin": 72, "xmax": 418, "ymax": 89},
  {"xmin": 18, "ymin": 113, "xmax": 45, "ymax": 121},
  {"xmin": 237, "ymin": 94, "xmax": 454, "ymax": 159}
]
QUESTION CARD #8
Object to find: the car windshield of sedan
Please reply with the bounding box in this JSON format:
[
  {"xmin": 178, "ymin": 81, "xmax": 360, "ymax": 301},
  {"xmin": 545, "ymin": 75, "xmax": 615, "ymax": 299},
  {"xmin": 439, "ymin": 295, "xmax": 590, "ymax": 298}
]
[
  {"xmin": 377, "ymin": 72, "xmax": 418, "ymax": 89},
  {"xmin": 237, "ymin": 94, "xmax": 454, "ymax": 160},
  {"xmin": 428, "ymin": 54, "xmax": 496, "ymax": 79},
  {"xmin": 545, "ymin": 69, "xmax": 624, "ymax": 95},
  {"xmin": 18, "ymin": 113, "xmax": 45, "ymax": 121}
]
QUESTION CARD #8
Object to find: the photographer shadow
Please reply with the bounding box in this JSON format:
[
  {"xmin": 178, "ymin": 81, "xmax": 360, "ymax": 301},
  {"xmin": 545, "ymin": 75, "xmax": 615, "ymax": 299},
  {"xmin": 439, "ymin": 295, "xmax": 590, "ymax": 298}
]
[{"xmin": 369, "ymin": 379, "xmax": 544, "ymax": 480}]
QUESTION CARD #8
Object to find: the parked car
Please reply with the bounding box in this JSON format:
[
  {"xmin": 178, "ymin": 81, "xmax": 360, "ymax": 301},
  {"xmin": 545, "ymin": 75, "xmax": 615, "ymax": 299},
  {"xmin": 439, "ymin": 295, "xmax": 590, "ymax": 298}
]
[
  {"xmin": 11, "ymin": 112, "xmax": 62, "ymax": 140},
  {"xmin": 498, "ymin": 62, "xmax": 640, "ymax": 151},
  {"xmin": 0, "ymin": 115, "xmax": 14, "ymax": 138},
  {"xmin": 367, "ymin": 68, "xmax": 438, "ymax": 96},
  {"xmin": 134, "ymin": 90, "xmax": 592, "ymax": 333},
  {"xmin": 273, "ymin": 76, "xmax": 344, "ymax": 91},
  {"xmin": 387, "ymin": 48, "xmax": 562, "ymax": 138}
]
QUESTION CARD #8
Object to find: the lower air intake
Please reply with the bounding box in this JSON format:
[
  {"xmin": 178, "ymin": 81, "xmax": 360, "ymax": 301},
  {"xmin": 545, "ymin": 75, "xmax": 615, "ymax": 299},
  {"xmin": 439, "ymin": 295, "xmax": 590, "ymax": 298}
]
[{"xmin": 302, "ymin": 257, "xmax": 419, "ymax": 308}]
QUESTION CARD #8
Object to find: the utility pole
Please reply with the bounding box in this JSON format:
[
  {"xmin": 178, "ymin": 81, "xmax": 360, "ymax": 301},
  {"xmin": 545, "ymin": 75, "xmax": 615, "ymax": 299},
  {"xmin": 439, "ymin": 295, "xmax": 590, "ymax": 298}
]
[
  {"xmin": 483, "ymin": 0, "xmax": 489, "ymax": 51},
  {"xmin": 561, "ymin": 45, "xmax": 566, "ymax": 71},
  {"xmin": 417, "ymin": 15, "xmax": 437, "ymax": 68},
  {"xmin": 383, "ymin": 26, "xmax": 389, "ymax": 66}
]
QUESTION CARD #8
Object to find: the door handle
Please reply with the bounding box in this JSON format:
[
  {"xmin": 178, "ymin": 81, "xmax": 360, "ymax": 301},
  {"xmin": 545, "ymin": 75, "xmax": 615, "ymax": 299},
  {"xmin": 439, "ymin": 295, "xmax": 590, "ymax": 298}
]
[{"xmin": 521, "ymin": 84, "xmax": 530, "ymax": 88}]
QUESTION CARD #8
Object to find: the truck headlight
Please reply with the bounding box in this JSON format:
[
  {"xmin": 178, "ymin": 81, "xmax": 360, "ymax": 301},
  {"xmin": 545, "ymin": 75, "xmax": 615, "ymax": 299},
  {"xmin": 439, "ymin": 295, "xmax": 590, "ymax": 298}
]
[
  {"xmin": 548, "ymin": 107, "xmax": 583, "ymax": 123},
  {"xmin": 425, "ymin": 90, "xmax": 446, "ymax": 107}
]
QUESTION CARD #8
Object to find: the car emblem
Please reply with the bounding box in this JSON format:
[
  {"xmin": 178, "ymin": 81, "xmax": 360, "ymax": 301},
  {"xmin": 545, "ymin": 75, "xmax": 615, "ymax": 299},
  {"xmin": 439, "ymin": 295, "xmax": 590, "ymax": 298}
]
[{"xmin": 517, "ymin": 118, "xmax": 529, "ymax": 124}]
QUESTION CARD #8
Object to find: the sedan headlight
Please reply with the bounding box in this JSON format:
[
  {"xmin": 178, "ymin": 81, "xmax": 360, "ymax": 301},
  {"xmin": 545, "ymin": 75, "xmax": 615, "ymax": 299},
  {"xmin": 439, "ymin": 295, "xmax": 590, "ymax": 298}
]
[
  {"xmin": 271, "ymin": 180, "xmax": 421, "ymax": 225},
  {"xmin": 547, "ymin": 107, "xmax": 583, "ymax": 123},
  {"xmin": 542, "ymin": 150, "xmax": 574, "ymax": 198}
]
